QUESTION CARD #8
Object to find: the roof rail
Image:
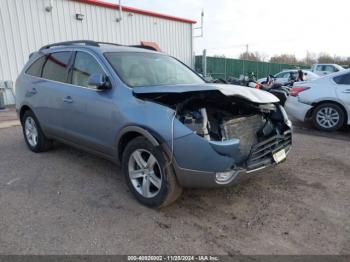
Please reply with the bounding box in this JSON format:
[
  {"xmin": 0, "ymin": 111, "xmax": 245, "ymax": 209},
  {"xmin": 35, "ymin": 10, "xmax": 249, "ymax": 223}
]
[
  {"xmin": 39, "ymin": 40, "xmax": 99, "ymax": 50},
  {"xmin": 39, "ymin": 40, "xmax": 161, "ymax": 52},
  {"xmin": 128, "ymin": 45, "xmax": 158, "ymax": 51},
  {"xmin": 97, "ymin": 42, "xmax": 122, "ymax": 47}
]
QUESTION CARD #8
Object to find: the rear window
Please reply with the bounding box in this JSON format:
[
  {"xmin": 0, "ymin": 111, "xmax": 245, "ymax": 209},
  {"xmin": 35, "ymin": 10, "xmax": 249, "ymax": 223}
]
[
  {"xmin": 333, "ymin": 73, "xmax": 350, "ymax": 85},
  {"xmin": 26, "ymin": 56, "xmax": 46, "ymax": 77},
  {"xmin": 42, "ymin": 52, "xmax": 72, "ymax": 83}
]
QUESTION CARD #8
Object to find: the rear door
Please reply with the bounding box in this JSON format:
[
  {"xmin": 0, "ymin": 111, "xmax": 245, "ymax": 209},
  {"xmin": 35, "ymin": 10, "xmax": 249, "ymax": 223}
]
[
  {"xmin": 62, "ymin": 51, "xmax": 117, "ymax": 155},
  {"xmin": 334, "ymin": 72, "xmax": 350, "ymax": 112},
  {"xmin": 324, "ymin": 65, "xmax": 338, "ymax": 75},
  {"xmin": 25, "ymin": 51, "xmax": 73, "ymax": 136}
]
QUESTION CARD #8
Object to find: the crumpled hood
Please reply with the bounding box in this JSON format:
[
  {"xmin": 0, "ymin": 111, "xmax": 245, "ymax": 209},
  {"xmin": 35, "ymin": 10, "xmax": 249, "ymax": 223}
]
[{"xmin": 133, "ymin": 83, "xmax": 279, "ymax": 104}]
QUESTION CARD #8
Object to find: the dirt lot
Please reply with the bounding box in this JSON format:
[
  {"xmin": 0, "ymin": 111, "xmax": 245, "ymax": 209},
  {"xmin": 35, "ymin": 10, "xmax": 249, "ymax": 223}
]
[{"xmin": 0, "ymin": 110, "xmax": 349, "ymax": 255}]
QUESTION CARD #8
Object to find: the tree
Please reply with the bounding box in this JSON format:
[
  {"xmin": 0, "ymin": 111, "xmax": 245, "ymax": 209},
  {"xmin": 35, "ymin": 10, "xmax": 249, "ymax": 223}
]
[
  {"xmin": 239, "ymin": 51, "xmax": 263, "ymax": 61},
  {"xmin": 302, "ymin": 51, "xmax": 317, "ymax": 65},
  {"xmin": 317, "ymin": 53, "xmax": 334, "ymax": 63},
  {"xmin": 269, "ymin": 54, "xmax": 298, "ymax": 64}
]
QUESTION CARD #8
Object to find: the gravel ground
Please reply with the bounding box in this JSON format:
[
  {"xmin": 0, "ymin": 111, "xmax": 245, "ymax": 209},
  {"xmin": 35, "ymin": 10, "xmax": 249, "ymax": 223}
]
[{"xmin": 0, "ymin": 122, "xmax": 349, "ymax": 255}]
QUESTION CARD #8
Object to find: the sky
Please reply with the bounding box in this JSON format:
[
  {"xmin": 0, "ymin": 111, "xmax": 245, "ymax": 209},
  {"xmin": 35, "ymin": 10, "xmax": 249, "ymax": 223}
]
[{"xmin": 103, "ymin": 0, "xmax": 349, "ymax": 60}]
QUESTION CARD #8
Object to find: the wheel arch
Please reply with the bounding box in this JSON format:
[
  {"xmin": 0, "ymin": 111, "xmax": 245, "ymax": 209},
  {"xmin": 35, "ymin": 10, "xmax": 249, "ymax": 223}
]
[
  {"xmin": 306, "ymin": 100, "xmax": 348, "ymax": 124},
  {"xmin": 19, "ymin": 105, "xmax": 34, "ymax": 123},
  {"xmin": 115, "ymin": 126, "xmax": 165, "ymax": 165}
]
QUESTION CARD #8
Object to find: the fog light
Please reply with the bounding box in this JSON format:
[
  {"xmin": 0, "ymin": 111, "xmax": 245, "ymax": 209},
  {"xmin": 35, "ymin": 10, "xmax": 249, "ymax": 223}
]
[{"xmin": 215, "ymin": 170, "xmax": 238, "ymax": 184}]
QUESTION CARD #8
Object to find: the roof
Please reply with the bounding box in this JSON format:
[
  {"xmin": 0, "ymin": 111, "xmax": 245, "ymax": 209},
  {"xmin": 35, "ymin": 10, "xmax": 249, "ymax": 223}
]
[{"xmin": 73, "ymin": 0, "xmax": 197, "ymax": 24}]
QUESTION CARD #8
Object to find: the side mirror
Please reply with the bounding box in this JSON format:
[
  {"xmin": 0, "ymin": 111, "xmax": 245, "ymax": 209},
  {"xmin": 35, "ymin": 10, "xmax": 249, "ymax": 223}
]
[{"xmin": 88, "ymin": 74, "xmax": 111, "ymax": 90}]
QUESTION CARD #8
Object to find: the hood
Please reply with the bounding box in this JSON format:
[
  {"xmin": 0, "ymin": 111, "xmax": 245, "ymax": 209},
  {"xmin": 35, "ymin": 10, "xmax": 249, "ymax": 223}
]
[{"xmin": 133, "ymin": 84, "xmax": 279, "ymax": 104}]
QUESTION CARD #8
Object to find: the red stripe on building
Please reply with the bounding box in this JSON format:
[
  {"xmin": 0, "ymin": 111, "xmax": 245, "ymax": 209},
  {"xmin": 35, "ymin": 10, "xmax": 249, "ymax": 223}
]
[{"xmin": 73, "ymin": 0, "xmax": 197, "ymax": 24}]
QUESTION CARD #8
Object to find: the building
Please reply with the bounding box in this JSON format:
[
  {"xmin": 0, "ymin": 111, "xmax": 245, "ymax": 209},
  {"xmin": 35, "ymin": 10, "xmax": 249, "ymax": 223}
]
[{"xmin": 0, "ymin": 0, "xmax": 196, "ymax": 105}]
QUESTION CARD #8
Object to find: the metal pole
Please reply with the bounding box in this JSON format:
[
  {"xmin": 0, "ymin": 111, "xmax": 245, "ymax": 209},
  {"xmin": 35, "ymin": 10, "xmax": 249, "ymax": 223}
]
[
  {"xmin": 202, "ymin": 49, "xmax": 207, "ymax": 77},
  {"xmin": 224, "ymin": 58, "xmax": 227, "ymax": 80},
  {"xmin": 242, "ymin": 59, "xmax": 245, "ymax": 77}
]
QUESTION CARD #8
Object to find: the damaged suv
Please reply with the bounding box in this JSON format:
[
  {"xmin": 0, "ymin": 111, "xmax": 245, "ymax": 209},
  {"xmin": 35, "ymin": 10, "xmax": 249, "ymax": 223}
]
[{"xmin": 16, "ymin": 41, "xmax": 292, "ymax": 207}]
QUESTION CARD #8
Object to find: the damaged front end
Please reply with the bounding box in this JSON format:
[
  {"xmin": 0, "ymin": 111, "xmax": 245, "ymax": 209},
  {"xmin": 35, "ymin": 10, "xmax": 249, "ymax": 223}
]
[{"xmin": 134, "ymin": 84, "xmax": 292, "ymax": 187}]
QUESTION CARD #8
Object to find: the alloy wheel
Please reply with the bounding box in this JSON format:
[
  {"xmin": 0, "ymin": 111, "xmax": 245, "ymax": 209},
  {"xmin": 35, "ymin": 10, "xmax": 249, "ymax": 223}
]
[
  {"xmin": 25, "ymin": 117, "xmax": 38, "ymax": 147},
  {"xmin": 128, "ymin": 149, "xmax": 162, "ymax": 198},
  {"xmin": 316, "ymin": 107, "xmax": 340, "ymax": 129}
]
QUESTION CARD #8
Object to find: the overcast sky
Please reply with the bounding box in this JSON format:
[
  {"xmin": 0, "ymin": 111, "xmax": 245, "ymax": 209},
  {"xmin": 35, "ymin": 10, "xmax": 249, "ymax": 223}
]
[{"xmin": 103, "ymin": 0, "xmax": 349, "ymax": 59}]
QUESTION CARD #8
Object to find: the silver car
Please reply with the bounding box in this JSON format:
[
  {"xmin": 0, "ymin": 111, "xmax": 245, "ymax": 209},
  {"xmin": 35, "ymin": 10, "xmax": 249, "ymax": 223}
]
[
  {"xmin": 15, "ymin": 41, "xmax": 292, "ymax": 207},
  {"xmin": 257, "ymin": 70, "xmax": 319, "ymax": 84},
  {"xmin": 285, "ymin": 69, "xmax": 350, "ymax": 131}
]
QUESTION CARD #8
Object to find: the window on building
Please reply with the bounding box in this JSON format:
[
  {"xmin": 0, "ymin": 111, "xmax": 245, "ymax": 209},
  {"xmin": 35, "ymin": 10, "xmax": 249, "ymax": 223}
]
[
  {"xmin": 42, "ymin": 52, "xmax": 72, "ymax": 83},
  {"xmin": 71, "ymin": 52, "xmax": 105, "ymax": 88},
  {"xmin": 26, "ymin": 56, "xmax": 46, "ymax": 77}
]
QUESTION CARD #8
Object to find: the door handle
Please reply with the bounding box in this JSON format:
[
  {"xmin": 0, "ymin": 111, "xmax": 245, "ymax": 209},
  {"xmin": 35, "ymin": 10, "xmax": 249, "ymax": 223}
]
[
  {"xmin": 343, "ymin": 89, "xmax": 350, "ymax": 94},
  {"xmin": 63, "ymin": 96, "xmax": 73, "ymax": 103}
]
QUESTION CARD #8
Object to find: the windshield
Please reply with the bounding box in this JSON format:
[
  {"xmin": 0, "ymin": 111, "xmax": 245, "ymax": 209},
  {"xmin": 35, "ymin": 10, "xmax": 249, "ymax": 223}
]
[{"xmin": 104, "ymin": 52, "xmax": 204, "ymax": 87}]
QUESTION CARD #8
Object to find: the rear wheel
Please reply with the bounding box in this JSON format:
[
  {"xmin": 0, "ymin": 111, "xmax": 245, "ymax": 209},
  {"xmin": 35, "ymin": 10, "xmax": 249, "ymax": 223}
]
[
  {"xmin": 21, "ymin": 110, "xmax": 52, "ymax": 152},
  {"xmin": 312, "ymin": 103, "xmax": 345, "ymax": 131},
  {"xmin": 122, "ymin": 137, "xmax": 182, "ymax": 208}
]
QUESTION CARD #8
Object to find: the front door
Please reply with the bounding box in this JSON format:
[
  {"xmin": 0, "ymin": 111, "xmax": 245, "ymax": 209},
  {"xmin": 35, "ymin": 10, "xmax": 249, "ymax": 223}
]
[{"xmin": 62, "ymin": 51, "xmax": 117, "ymax": 156}]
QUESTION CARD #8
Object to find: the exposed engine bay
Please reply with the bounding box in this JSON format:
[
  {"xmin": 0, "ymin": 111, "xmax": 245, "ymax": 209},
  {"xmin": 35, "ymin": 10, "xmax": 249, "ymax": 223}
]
[
  {"xmin": 134, "ymin": 89, "xmax": 289, "ymax": 158},
  {"xmin": 175, "ymin": 93, "xmax": 286, "ymax": 156}
]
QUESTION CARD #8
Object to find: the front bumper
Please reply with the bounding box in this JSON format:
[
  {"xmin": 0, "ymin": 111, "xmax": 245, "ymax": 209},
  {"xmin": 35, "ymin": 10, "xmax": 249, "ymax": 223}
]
[
  {"xmin": 173, "ymin": 162, "xmax": 274, "ymax": 188},
  {"xmin": 171, "ymin": 130, "xmax": 292, "ymax": 188}
]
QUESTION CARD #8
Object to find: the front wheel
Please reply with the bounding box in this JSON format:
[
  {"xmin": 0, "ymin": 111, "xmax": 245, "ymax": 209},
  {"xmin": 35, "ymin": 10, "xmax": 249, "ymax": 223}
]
[
  {"xmin": 122, "ymin": 137, "xmax": 182, "ymax": 208},
  {"xmin": 312, "ymin": 103, "xmax": 345, "ymax": 131}
]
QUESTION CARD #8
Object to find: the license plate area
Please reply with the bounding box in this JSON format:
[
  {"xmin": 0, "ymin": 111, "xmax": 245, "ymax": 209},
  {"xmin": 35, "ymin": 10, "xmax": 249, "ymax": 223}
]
[{"xmin": 273, "ymin": 149, "xmax": 286, "ymax": 163}]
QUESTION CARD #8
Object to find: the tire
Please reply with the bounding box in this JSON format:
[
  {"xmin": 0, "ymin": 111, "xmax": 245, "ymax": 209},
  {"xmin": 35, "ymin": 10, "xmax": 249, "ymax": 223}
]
[
  {"xmin": 122, "ymin": 137, "xmax": 182, "ymax": 208},
  {"xmin": 21, "ymin": 110, "xmax": 53, "ymax": 152},
  {"xmin": 312, "ymin": 103, "xmax": 345, "ymax": 132}
]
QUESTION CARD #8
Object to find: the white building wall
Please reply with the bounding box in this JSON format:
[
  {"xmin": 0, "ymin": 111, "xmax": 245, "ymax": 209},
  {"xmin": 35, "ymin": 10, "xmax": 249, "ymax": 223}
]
[{"xmin": 0, "ymin": 0, "xmax": 194, "ymax": 105}]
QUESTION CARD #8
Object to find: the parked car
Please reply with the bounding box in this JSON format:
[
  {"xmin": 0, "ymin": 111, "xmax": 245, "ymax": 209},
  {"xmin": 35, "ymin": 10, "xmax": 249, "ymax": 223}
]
[
  {"xmin": 16, "ymin": 41, "xmax": 292, "ymax": 207},
  {"xmin": 311, "ymin": 64, "xmax": 344, "ymax": 76},
  {"xmin": 285, "ymin": 69, "xmax": 350, "ymax": 131},
  {"xmin": 257, "ymin": 70, "xmax": 319, "ymax": 84}
]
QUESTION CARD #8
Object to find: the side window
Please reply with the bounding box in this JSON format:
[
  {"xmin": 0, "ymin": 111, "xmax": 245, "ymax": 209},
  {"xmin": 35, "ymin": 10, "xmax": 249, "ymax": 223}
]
[
  {"xmin": 26, "ymin": 56, "xmax": 46, "ymax": 77},
  {"xmin": 316, "ymin": 65, "xmax": 324, "ymax": 71},
  {"xmin": 324, "ymin": 65, "xmax": 336, "ymax": 73},
  {"xmin": 42, "ymin": 52, "xmax": 72, "ymax": 83},
  {"xmin": 274, "ymin": 72, "xmax": 284, "ymax": 78},
  {"xmin": 71, "ymin": 52, "xmax": 105, "ymax": 88},
  {"xmin": 334, "ymin": 73, "xmax": 350, "ymax": 85},
  {"xmin": 281, "ymin": 72, "xmax": 290, "ymax": 78}
]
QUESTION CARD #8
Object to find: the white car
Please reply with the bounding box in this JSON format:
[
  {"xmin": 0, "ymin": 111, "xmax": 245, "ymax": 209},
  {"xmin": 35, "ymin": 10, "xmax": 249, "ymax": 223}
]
[
  {"xmin": 285, "ymin": 69, "xmax": 350, "ymax": 131},
  {"xmin": 311, "ymin": 64, "xmax": 344, "ymax": 76},
  {"xmin": 257, "ymin": 70, "xmax": 319, "ymax": 84}
]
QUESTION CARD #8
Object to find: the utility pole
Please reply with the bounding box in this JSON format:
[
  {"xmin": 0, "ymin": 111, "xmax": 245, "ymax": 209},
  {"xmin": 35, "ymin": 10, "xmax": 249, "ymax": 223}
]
[{"xmin": 202, "ymin": 49, "xmax": 207, "ymax": 77}]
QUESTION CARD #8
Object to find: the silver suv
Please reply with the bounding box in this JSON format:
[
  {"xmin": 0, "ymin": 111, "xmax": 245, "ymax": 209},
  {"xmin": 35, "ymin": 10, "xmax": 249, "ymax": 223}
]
[{"xmin": 16, "ymin": 41, "xmax": 292, "ymax": 207}]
